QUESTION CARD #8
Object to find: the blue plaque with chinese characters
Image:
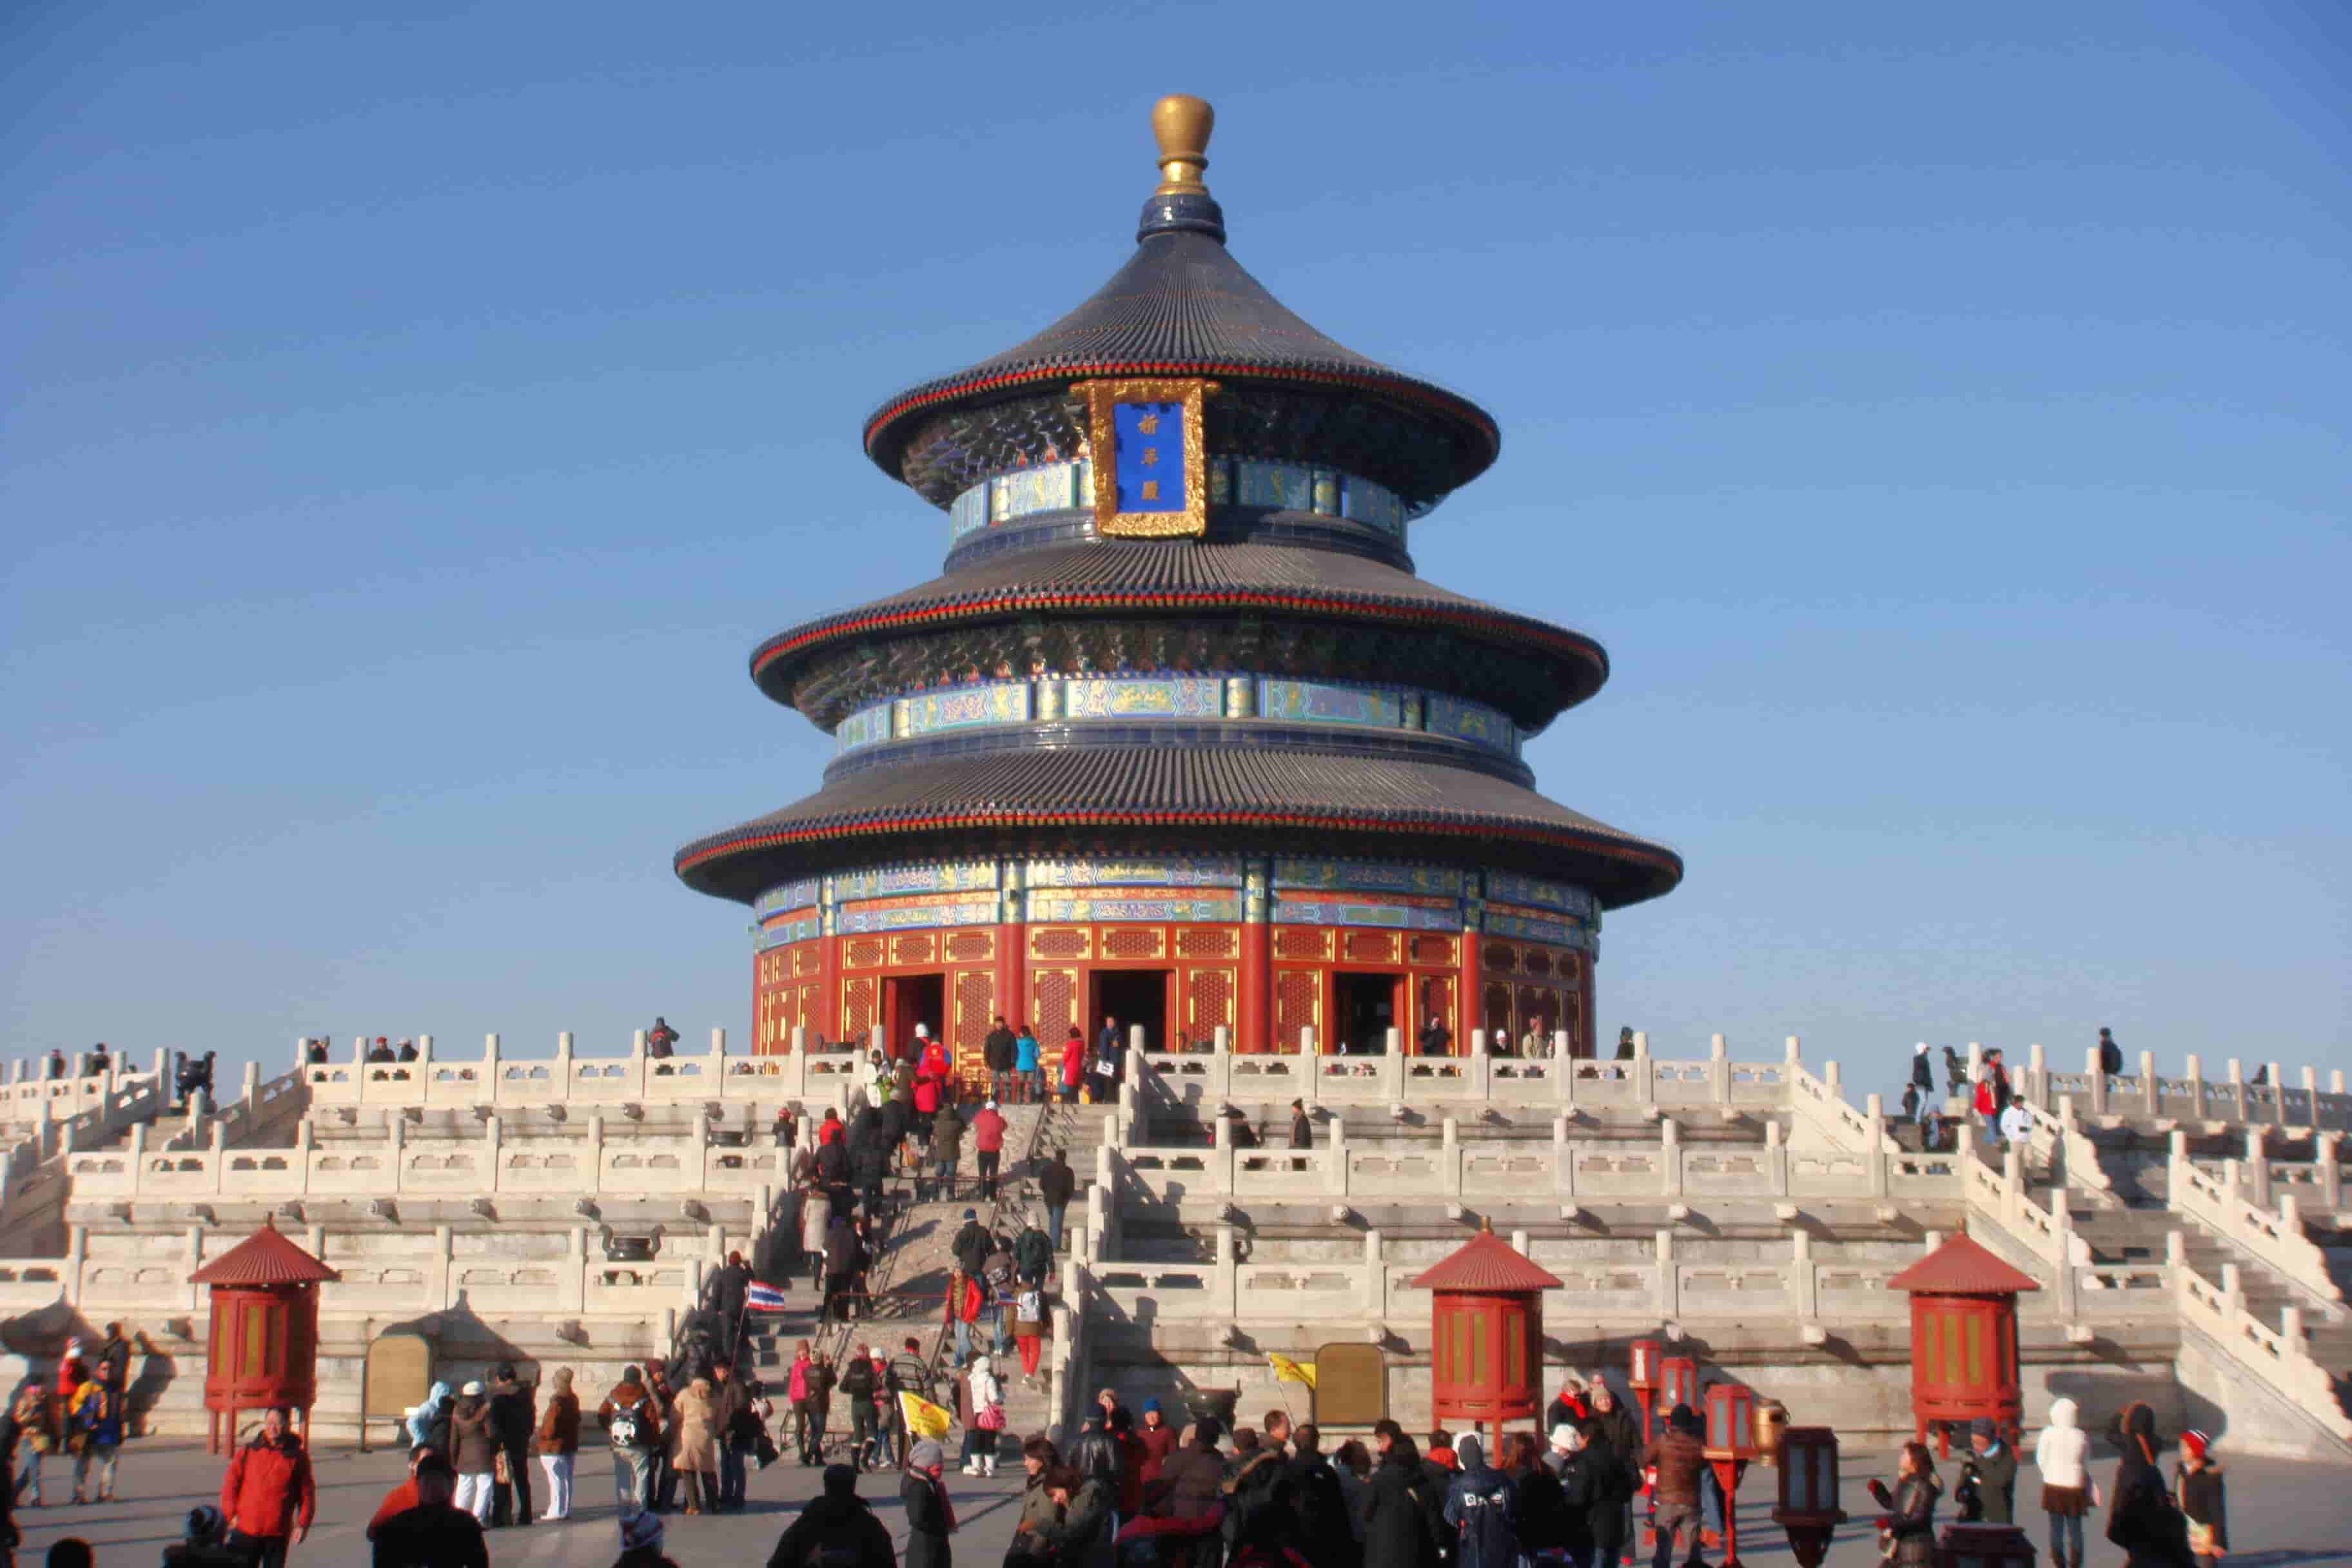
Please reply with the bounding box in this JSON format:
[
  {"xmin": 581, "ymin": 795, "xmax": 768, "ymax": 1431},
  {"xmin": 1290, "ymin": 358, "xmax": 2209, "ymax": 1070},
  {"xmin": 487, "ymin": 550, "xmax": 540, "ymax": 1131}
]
[
  {"xmin": 1113, "ymin": 402, "xmax": 1184, "ymax": 513},
  {"xmin": 1081, "ymin": 377, "xmax": 1212, "ymax": 536}
]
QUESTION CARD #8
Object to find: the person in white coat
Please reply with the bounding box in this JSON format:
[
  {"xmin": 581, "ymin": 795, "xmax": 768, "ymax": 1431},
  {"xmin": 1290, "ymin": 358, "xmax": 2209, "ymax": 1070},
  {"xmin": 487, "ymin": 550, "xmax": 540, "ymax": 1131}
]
[
  {"xmin": 958, "ymin": 1354, "xmax": 1004, "ymax": 1477},
  {"xmin": 1998, "ymin": 1101, "xmax": 2034, "ymax": 1148},
  {"xmin": 2032, "ymin": 1396, "xmax": 2095, "ymax": 1568}
]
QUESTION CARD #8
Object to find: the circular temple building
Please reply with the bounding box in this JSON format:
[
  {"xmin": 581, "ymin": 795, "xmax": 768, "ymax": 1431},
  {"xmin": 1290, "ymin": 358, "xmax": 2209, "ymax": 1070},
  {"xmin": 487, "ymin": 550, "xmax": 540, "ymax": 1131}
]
[{"xmin": 675, "ymin": 96, "xmax": 1682, "ymax": 1068}]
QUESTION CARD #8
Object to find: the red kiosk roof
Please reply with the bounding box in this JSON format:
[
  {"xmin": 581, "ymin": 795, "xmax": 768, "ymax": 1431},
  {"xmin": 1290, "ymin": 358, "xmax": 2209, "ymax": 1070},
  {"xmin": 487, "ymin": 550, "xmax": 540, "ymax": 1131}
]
[
  {"xmin": 1885, "ymin": 1232, "xmax": 2039, "ymax": 1295},
  {"xmin": 1411, "ymin": 1228, "xmax": 1563, "ymax": 1292},
  {"xmin": 190, "ymin": 1220, "xmax": 340, "ymax": 1287}
]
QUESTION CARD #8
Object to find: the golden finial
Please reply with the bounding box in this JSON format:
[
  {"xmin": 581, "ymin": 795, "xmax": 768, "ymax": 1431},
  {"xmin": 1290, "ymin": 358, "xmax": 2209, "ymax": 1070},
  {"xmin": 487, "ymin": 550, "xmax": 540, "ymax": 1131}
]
[{"xmin": 1152, "ymin": 94, "xmax": 1215, "ymax": 196}]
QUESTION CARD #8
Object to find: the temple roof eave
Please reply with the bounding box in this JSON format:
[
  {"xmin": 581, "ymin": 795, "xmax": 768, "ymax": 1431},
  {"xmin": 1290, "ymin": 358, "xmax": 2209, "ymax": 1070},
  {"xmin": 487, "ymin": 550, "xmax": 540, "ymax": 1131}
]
[
  {"xmin": 671, "ymin": 747, "xmax": 1683, "ymax": 910},
  {"xmin": 743, "ymin": 540, "xmax": 1611, "ymax": 728}
]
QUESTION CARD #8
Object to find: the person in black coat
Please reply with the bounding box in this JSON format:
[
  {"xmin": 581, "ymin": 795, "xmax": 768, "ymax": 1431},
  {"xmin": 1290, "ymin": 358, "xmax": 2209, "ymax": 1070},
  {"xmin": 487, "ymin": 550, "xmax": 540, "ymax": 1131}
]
[
  {"xmin": 1288, "ymin": 1424, "xmax": 1357, "ymax": 1568},
  {"xmin": 1573, "ymin": 1422, "xmax": 1633, "ymax": 1568},
  {"xmin": 1513, "ymin": 1435, "xmax": 1572, "ymax": 1565},
  {"xmin": 485, "ymin": 1363, "xmax": 535, "ymax": 1526},
  {"xmin": 766, "ymin": 1464, "xmax": 897, "ymax": 1568},
  {"xmin": 903, "ymin": 1438, "xmax": 955, "ymax": 1568},
  {"xmin": 2105, "ymin": 1403, "xmax": 2195, "ymax": 1568},
  {"xmin": 1362, "ymin": 1426, "xmax": 1436, "ymax": 1568}
]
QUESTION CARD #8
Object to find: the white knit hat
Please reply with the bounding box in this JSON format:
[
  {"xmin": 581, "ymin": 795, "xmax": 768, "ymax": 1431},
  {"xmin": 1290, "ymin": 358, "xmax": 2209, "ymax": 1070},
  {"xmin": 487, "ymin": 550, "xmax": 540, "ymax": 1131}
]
[{"xmin": 1551, "ymin": 1424, "xmax": 1583, "ymax": 1451}]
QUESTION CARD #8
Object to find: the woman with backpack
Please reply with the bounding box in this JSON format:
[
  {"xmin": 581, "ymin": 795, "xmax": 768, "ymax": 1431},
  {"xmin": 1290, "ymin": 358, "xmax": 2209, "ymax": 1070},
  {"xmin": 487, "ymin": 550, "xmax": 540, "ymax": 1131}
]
[
  {"xmin": 598, "ymin": 1365, "xmax": 664, "ymax": 1522},
  {"xmin": 1013, "ymin": 1282, "xmax": 1048, "ymax": 1382}
]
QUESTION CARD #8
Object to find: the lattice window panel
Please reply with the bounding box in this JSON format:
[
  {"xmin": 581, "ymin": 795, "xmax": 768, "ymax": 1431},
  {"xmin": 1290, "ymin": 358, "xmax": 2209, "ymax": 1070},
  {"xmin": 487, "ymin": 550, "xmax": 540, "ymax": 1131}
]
[
  {"xmin": 794, "ymin": 944, "xmax": 822, "ymax": 979},
  {"xmin": 892, "ymin": 933, "xmax": 937, "ymax": 966},
  {"xmin": 954, "ymin": 970, "xmax": 995, "ymax": 1076},
  {"xmin": 1177, "ymin": 927, "xmax": 1237, "ymax": 959},
  {"xmin": 1032, "ymin": 968, "xmax": 1079, "ymax": 1035},
  {"xmin": 1275, "ymin": 968, "xmax": 1322, "ymax": 1048},
  {"xmin": 1030, "ymin": 926, "xmax": 1090, "ymax": 960},
  {"xmin": 1184, "ymin": 967, "xmax": 1235, "ymax": 1034},
  {"xmin": 1522, "ymin": 947, "xmax": 1554, "ymax": 979},
  {"xmin": 946, "ymin": 929, "xmax": 994, "ymax": 963},
  {"xmin": 842, "ymin": 977, "xmax": 877, "ymax": 1038},
  {"xmin": 798, "ymin": 985, "xmax": 821, "ymax": 1042},
  {"xmin": 1275, "ymin": 927, "xmax": 1333, "ymax": 962},
  {"xmin": 1343, "ymin": 930, "xmax": 1400, "ymax": 965},
  {"xmin": 1561, "ymin": 951, "xmax": 1584, "ymax": 992},
  {"xmin": 1482, "ymin": 941, "xmax": 1518, "ymax": 974},
  {"xmin": 1482, "ymin": 983, "xmax": 1514, "ymax": 1034},
  {"xmin": 845, "ymin": 938, "xmax": 885, "ymax": 970},
  {"xmin": 1416, "ymin": 975, "xmax": 1456, "ymax": 1045},
  {"xmin": 1101, "ymin": 927, "xmax": 1168, "ymax": 961},
  {"xmin": 1518, "ymin": 986, "xmax": 1562, "ymax": 1046},
  {"xmin": 1408, "ymin": 934, "xmax": 1456, "ymax": 968}
]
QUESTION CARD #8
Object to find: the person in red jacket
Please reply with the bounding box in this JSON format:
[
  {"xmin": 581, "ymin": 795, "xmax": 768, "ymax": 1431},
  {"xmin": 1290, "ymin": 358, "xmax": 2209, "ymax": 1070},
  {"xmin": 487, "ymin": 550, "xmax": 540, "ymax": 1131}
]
[
  {"xmin": 969, "ymin": 1101, "xmax": 1009, "ymax": 1200},
  {"xmin": 1059, "ymin": 1029, "xmax": 1086, "ymax": 1104},
  {"xmin": 220, "ymin": 1406, "xmax": 315, "ymax": 1565},
  {"xmin": 945, "ymin": 1267, "xmax": 985, "ymax": 1369}
]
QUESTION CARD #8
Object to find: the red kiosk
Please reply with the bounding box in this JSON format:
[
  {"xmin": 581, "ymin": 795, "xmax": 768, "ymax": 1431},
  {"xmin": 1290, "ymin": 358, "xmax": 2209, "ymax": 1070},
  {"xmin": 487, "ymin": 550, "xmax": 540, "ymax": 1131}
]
[
  {"xmin": 1885, "ymin": 1231, "xmax": 2036, "ymax": 1456},
  {"xmin": 190, "ymin": 1219, "xmax": 338, "ymax": 1453},
  {"xmin": 1411, "ymin": 1222, "xmax": 1560, "ymax": 1452}
]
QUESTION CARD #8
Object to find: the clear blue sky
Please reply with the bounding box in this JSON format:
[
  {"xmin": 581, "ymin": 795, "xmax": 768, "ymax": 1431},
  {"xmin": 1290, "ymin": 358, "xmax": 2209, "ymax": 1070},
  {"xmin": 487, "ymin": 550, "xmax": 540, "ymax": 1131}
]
[{"xmin": 5, "ymin": 2, "xmax": 2347, "ymax": 1097}]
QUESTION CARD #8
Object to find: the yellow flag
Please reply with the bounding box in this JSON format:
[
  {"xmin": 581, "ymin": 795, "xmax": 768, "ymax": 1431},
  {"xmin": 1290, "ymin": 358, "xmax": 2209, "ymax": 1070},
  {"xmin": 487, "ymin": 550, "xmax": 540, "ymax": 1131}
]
[
  {"xmin": 899, "ymin": 1391, "xmax": 953, "ymax": 1440},
  {"xmin": 1268, "ymin": 1353, "xmax": 1316, "ymax": 1389}
]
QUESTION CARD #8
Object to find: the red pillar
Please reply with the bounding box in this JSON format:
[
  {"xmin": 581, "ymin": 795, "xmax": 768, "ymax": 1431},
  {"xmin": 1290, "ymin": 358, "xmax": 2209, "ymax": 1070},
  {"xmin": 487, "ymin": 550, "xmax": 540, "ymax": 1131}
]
[
  {"xmin": 1455, "ymin": 927, "xmax": 1478, "ymax": 1055},
  {"xmin": 816, "ymin": 930, "xmax": 841, "ymax": 1046},
  {"xmin": 997, "ymin": 920, "xmax": 1027, "ymax": 1039},
  {"xmin": 1239, "ymin": 919, "xmax": 1270, "ymax": 1054}
]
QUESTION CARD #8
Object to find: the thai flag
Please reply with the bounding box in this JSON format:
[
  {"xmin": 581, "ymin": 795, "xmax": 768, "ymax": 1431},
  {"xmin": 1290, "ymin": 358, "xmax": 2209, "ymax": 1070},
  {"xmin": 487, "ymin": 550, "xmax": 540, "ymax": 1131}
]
[{"xmin": 746, "ymin": 1282, "xmax": 791, "ymax": 1313}]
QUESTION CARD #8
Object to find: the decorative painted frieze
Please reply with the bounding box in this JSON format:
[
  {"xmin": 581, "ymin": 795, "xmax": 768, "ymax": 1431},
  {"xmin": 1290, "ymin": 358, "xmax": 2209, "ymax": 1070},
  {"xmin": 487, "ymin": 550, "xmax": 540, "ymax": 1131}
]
[
  {"xmin": 830, "ymin": 861, "xmax": 999, "ymax": 900},
  {"xmin": 1026, "ymin": 856, "xmax": 1246, "ymax": 889},
  {"xmin": 1027, "ymin": 892, "xmax": 1243, "ymax": 924},
  {"xmin": 1482, "ymin": 872, "xmax": 1599, "ymax": 921},
  {"xmin": 754, "ymin": 879, "xmax": 823, "ymax": 919},
  {"xmin": 1273, "ymin": 859, "xmax": 1467, "ymax": 897},
  {"xmin": 837, "ymin": 890, "xmax": 1001, "ymax": 934},
  {"xmin": 1059, "ymin": 676, "xmax": 1224, "ymax": 719},
  {"xmin": 946, "ymin": 455, "xmax": 1406, "ymax": 543},
  {"xmin": 1271, "ymin": 892, "xmax": 1460, "ymax": 932},
  {"xmin": 835, "ymin": 674, "xmax": 1520, "ymax": 758}
]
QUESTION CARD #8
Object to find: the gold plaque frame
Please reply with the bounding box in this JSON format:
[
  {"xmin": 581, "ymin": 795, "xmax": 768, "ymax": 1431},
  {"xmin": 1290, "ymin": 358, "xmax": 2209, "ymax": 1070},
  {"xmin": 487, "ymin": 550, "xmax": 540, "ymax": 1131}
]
[{"xmin": 1079, "ymin": 377, "xmax": 1214, "ymax": 538}]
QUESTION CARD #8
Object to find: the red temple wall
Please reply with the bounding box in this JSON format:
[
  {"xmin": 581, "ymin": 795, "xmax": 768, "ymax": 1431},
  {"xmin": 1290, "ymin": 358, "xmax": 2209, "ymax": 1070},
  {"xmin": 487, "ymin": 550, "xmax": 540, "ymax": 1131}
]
[{"xmin": 753, "ymin": 921, "xmax": 1592, "ymax": 1063}]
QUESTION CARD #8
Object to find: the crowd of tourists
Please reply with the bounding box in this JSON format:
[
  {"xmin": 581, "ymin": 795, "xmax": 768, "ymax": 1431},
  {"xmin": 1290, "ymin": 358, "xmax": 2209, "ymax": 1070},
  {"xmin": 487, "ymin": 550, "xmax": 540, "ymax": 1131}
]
[
  {"xmin": 1894, "ymin": 1028, "xmax": 2135, "ymax": 1153},
  {"xmin": 0, "ymin": 1363, "xmax": 2243, "ymax": 1568},
  {"xmin": 0, "ymin": 1329, "xmax": 133, "ymax": 1510}
]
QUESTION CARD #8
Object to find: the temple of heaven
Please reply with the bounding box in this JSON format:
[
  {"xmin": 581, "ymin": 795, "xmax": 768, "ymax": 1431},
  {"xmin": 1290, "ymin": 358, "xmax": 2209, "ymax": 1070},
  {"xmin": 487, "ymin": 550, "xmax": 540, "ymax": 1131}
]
[{"xmin": 675, "ymin": 95, "xmax": 1682, "ymax": 1067}]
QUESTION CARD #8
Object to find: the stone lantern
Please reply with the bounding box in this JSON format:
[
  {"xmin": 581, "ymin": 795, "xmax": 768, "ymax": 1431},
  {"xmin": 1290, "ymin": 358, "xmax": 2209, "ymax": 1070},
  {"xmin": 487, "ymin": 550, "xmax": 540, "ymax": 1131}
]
[
  {"xmin": 1770, "ymin": 1425, "xmax": 1845, "ymax": 1568},
  {"xmin": 190, "ymin": 1218, "xmax": 339, "ymax": 1453},
  {"xmin": 1701, "ymin": 1381, "xmax": 1759, "ymax": 1568},
  {"xmin": 1410, "ymin": 1220, "xmax": 1560, "ymax": 1452},
  {"xmin": 1885, "ymin": 1231, "xmax": 2037, "ymax": 1456},
  {"xmin": 1660, "ymin": 1353, "xmax": 1700, "ymax": 1423},
  {"xmin": 1627, "ymin": 1336, "xmax": 1661, "ymax": 1442}
]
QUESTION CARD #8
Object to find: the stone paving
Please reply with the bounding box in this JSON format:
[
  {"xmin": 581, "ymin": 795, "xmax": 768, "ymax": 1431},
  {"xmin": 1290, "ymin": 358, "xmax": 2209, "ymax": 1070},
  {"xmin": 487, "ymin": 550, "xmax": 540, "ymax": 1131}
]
[{"xmin": 13, "ymin": 1438, "xmax": 2350, "ymax": 1567}]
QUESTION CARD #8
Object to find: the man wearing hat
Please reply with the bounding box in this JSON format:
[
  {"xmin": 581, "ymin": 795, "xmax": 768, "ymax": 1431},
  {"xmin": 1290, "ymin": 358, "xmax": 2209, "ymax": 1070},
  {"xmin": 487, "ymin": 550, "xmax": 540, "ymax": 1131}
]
[
  {"xmin": 1137, "ymin": 1396, "xmax": 1177, "ymax": 1483},
  {"xmin": 902, "ymin": 1439, "xmax": 957, "ymax": 1568},
  {"xmin": 1966, "ymin": 1417, "xmax": 2017, "ymax": 1525}
]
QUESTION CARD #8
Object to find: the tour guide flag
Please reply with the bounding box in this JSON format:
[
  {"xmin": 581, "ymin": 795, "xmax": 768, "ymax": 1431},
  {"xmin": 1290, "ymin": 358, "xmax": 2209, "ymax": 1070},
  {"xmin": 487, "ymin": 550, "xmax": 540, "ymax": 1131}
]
[
  {"xmin": 899, "ymin": 1391, "xmax": 953, "ymax": 1440},
  {"xmin": 1267, "ymin": 1353, "xmax": 1316, "ymax": 1389},
  {"xmin": 745, "ymin": 1282, "xmax": 790, "ymax": 1313}
]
